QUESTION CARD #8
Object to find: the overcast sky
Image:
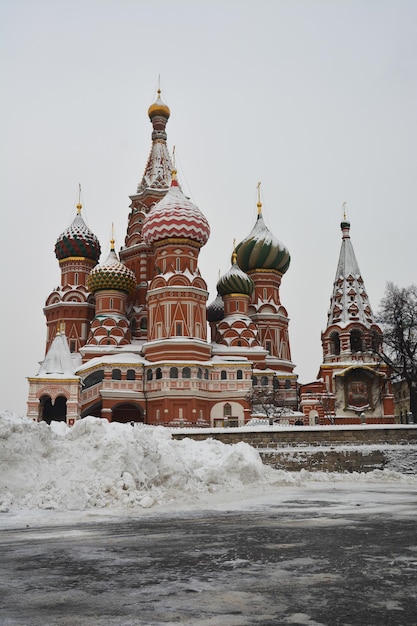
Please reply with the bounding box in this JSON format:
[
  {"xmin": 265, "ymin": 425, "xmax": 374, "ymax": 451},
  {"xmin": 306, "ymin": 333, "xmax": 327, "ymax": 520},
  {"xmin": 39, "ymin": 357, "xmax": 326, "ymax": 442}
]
[{"xmin": 1, "ymin": 0, "xmax": 416, "ymax": 415}]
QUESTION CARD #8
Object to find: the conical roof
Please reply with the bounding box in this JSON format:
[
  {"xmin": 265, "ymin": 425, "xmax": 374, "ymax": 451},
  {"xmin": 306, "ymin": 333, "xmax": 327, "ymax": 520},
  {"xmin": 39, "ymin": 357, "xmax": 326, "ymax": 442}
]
[
  {"xmin": 37, "ymin": 330, "xmax": 77, "ymax": 377},
  {"xmin": 207, "ymin": 292, "xmax": 224, "ymax": 322},
  {"xmin": 137, "ymin": 89, "xmax": 173, "ymax": 194},
  {"xmin": 326, "ymin": 218, "xmax": 376, "ymax": 328},
  {"xmin": 55, "ymin": 204, "xmax": 101, "ymax": 262}
]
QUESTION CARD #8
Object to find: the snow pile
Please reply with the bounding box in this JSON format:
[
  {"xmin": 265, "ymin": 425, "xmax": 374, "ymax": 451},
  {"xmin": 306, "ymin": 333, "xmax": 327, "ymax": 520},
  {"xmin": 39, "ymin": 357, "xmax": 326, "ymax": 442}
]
[
  {"xmin": 1, "ymin": 411, "xmax": 416, "ymax": 514},
  {"xmin": 0, "ymin": 412, "xmax": 273, "ymax": 513}
]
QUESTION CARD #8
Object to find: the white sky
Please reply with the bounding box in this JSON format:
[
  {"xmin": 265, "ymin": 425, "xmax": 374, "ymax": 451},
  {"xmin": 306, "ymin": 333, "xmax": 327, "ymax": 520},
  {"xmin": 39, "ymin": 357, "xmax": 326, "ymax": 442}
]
[{"xmin": 1, "ymin": 0, "xmax": 416, "ymax": 415}]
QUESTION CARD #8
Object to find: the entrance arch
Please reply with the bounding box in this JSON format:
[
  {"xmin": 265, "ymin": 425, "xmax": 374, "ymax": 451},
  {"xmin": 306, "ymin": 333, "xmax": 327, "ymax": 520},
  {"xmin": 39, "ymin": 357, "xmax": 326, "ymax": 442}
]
[
  {"xmin": 40, "ymin": 394, "xmax": 67, "ymax": 424},
  {"xmin": 111, "ymin": 403, "xmax": 144, "ymax": 423}
]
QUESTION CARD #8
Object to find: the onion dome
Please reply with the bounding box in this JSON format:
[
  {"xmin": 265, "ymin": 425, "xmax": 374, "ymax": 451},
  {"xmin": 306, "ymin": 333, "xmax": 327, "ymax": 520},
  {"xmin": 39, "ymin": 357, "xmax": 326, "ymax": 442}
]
[
  {"xmin": 235, "ymin": 197, "xmax": 290, "ymax": 275},
  {"xmin": 88, "ymin": 237, "xmax": 136, "ymax": 294},
  {"xmin": 148, "ymin": 89, "xmax": 170, "ymax": 120},
  {"xmin": 141, "ymin": 171, "xmax": 210, "ymax": 247},
  {"xmin": 55, "ymin": 203, "xmax": 101, "ymax": 262},
  {"xmin": 217, "ymin": 253, "xmax": 254, "ymax": 297},
  {"xmin": 207, "ymin": 292, "xmax": 224, "ymax": 323}
]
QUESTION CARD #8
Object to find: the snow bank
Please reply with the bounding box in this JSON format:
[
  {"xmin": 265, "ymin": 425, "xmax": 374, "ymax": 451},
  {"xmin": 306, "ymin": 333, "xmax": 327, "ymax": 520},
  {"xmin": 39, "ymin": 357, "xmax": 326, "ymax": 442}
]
[{"xmin": 1, "ymin": 411, "xmax": 416, "ymax": 514}]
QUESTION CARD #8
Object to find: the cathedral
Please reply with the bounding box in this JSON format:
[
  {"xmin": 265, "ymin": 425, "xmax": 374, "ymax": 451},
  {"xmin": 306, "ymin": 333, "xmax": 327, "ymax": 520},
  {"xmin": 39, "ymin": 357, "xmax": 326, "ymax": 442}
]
[{"xmin": 26, "ymin": 90, "xmax": 394, "ymax": 426}]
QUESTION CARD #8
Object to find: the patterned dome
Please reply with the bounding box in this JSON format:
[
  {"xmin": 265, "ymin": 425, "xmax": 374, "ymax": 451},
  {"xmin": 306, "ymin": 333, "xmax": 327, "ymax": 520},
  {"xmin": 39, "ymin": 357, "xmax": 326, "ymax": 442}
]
[
  {"xmin": 207, "ymin": 292, "xmax": 224, "ymax": 323},
  {"xmin": 55, "ymin": 204, "xmax": 101, "ymax": 262},
  {"xmin": 142, "ymin": 175, "xmax": 210, "ymax": 247},
  {"xmin": 148, "ymin": 89, "xmax": 170, "ymax": 120},
  {"xmin": 217, "ymin": 257, "xmax": 254, "ymax": 297},
  {"xmin": 88, "ymin": 245, "xmax": 136, "ymax": 294},
  {"xmin": 235, "ymin": 208, "xmax": 290, "ymax": 275}
]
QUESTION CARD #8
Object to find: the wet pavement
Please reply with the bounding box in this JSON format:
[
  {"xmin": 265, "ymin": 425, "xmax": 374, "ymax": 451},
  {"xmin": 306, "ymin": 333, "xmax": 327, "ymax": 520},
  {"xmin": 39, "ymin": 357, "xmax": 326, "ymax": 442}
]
[{"xmin": 1, "ymin": 490, "xmax": 417, "ymax": 625}]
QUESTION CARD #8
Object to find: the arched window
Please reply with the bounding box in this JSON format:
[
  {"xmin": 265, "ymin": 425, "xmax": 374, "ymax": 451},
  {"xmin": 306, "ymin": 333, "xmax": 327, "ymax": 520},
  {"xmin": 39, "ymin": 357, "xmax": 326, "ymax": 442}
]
[
  {"xmin": 285, "ymin": 379, "xmax": 291, "ymax": 389},
  {"xmin": 350, "ymin": 329, "xmax": 363, "ymax": 353},
  {"xmin": 197, "ymin": 368, "xmax": 203, "ymax": 379},
  {"xmin": 221, "ymin": 370, "xmax": 227, "ymax": 380},
  {"xmin": 182, "ymin": 367, "xmax": 191, "ymax": 379},
  {"xmin": 204, "ymin": 369, "xmax": 209, "ymax": 380},
  {"xmin": 140, "ymin": 317, "xmax": 147, "ymax": 330},
  {"xmin": 237, "ymin": 369, "xmax": 243, "ymax": 380},
  {"xmin": 112, "ymin": 369, "xmax": 122, "ymax": 380},
  {"xmin": 155, "ymin": 368, "xmax": 162, "ymax": 380},
  {"xmin": 261, "ymin": 376, "xmax": 268, "ymax": 386},
  {"xmin": 330, "ymin": 331, "xmax": 341, "ymax": 355},
  {"xmin": 146, "ymin": 368, "xmax": 153, "ymax": 381},
  {"xmin": 170, "ymin": 367, "xmax": 178, "ymax": 379},
  {"xmin": 83, "ymin": 370, "xmax": 104, "ymax": 389},
  {"xmin": 223, "ymin": 403, "xmax": 232, "ymax": 417},
  {"xmin": 252, "ymin": 375, "xmax": 258, "ymax": 386},
  {"xmin": 273, "ymin": 376, "xmax": 279, "ymax": 390},
  {"xmin": 126, "ymin": 369, "xmax": 135, "ymax": 381}
]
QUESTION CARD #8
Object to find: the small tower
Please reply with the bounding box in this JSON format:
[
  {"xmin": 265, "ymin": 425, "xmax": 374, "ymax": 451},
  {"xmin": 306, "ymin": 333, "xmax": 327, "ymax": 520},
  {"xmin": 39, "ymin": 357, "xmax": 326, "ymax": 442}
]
[
  {"xmin": 86, "ymin": 233, "xmax": 137, "ymax": 350},
  {"xmin": 120, "ymin": 88, "xmax": 174, "ymax": 339},
  {"xmin": 300, "ymin": 210, "xmax": 394, "ymax": 424},
  {"xmin": 44, "ymin": 196, "xmax": 101, "ymax": 354},
  {"xmin": 141, "ymin": 169, "xmax": 211, "ymax": 361}
]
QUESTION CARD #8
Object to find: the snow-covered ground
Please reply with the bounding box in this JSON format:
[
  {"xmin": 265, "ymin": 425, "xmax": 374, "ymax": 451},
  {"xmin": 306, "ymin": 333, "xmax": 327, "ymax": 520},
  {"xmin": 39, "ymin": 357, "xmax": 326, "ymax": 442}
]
[{"xmin": 1, "ymin": 410, "xmax": 417, "ymax": 525}]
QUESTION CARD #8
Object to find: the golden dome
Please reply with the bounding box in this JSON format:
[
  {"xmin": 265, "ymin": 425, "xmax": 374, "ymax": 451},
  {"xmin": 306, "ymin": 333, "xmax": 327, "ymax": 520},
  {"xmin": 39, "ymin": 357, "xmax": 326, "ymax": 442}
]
[{"xmin": 148, "ymin": 89, "xmax": 170, "ymax": 119}]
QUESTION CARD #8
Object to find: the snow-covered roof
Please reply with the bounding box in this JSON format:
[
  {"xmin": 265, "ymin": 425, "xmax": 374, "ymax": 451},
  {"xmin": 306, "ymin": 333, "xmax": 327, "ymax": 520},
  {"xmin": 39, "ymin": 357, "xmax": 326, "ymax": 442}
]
[{"xmin": 36, "ymin": 332, "xmax": 80, "ymax": 378}]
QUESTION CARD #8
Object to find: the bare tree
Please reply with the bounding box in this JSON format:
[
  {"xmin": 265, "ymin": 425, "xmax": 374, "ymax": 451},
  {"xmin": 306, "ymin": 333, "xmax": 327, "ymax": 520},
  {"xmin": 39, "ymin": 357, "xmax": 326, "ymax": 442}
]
[
  {"xmin": 377, "ymin": 283, "xmax": 417, "ymax": 421},
  {"xmin": 245, "ymin": 384, "xmax": 292, "ymax": 424}
]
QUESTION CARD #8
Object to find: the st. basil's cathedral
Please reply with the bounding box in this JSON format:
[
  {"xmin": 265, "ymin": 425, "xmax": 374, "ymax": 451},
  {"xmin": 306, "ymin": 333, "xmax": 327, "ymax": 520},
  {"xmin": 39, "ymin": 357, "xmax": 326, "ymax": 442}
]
[{"xmin": 26, "ymin": 90, "xmax": 395, "ymax": 426}]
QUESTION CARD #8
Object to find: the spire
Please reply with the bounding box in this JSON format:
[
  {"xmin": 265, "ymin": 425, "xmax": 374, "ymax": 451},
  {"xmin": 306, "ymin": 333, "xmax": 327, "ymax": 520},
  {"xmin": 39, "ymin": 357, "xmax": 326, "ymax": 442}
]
[
  {"xmin": 326, "ymin": 211, "xmax": 375, "ymax": 329},
  {"xmin": 37, "ymin": 329, "xmax": 76, "ymax": 377},
  {"xmin": 137, "ymin": 87, "xmax": 173, "ymax": 194}
]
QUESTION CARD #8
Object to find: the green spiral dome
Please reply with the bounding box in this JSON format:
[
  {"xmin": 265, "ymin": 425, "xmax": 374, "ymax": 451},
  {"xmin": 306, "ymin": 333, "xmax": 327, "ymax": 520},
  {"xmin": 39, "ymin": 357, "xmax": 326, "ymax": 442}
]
[
  {"xmin": 217, "ymin": 261, "xmax": 254, "ymax": 297},
  {"xmin": 235, "ymin": 212, "xmax": 290, "ymax": 274}
]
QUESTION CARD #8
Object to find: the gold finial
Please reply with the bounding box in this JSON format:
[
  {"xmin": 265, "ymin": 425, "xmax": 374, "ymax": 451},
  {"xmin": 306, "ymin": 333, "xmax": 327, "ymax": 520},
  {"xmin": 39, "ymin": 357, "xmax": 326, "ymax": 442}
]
[
  {"xmin": 342, "ymin": 201, "xmax": 347, "ymax": 221},
  {"xmin": 76, "ymin": 183, "xmax": 82, "ymax": 214},
  {"xmin": 232, "ymin": 239, "xmax": 237, "ymax": 264},
  {"xmin": 256, "ymin": 181, "xmax": 262, "ymax": 214},
  {"xmin": 110, "ymin": 223, "xmax": 115, "ymax": 251}
]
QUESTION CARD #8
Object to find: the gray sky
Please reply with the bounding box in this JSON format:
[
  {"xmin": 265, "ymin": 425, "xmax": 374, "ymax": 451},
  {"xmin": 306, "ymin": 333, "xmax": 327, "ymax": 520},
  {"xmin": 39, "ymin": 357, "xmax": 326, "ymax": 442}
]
[{"xmin": 1, "ymin": 0, "xmax": 416, "ymax": 415}]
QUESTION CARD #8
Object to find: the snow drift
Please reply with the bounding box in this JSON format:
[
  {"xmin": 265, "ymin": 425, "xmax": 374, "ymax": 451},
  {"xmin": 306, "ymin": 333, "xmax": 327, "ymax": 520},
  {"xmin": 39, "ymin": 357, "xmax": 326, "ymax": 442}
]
[{"xmin": 1, "ymin": 411, "xmax": 416, "ymax": 514}]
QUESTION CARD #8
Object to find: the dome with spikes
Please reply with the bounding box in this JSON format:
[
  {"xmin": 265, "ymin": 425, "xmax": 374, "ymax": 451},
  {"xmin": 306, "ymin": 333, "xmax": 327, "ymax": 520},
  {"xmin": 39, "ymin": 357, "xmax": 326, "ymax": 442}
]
[
  {"xmin": 88, "ymin": 245, "xmax": 136, "ymax": 294},
  {"xmin": 148, "ymin": 89, "xmax": 170, "ymax": 120},
  {"xmin": 55, "ymin": 204, "xmax": 101, "ymax": 262},
  {"xmin": 207, "ymin": 292, "xmax": 224, "ymax": 323},
  {"xmin": 217, "ymin": 259, "xmax": 254, "ymax": 297},
  {"xmin": 141, "ymin": 175, "xmax": 210, "ymax": 247},
  {"xmin": 235, "ymin": 207, "xmax": 290, "ymax": 275}
]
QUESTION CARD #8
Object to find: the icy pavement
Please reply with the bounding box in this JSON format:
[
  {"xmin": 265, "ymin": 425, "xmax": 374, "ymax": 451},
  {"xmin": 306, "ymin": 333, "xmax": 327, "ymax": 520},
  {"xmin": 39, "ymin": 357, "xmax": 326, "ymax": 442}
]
[{"xmin": 1, "ymin": 482, "xmax": 417, "ymax": 626}]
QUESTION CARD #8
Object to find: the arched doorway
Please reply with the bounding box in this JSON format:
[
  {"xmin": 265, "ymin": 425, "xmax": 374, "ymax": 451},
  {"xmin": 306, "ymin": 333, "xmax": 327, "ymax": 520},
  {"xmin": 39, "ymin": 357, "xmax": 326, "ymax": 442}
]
[
  {"xmin": 40, "ymin": 394, "xmax": 67, "ymax": 424},
  {"xmin": 112, "ymin": 403, "xmax": 144, "ymax": 423}
]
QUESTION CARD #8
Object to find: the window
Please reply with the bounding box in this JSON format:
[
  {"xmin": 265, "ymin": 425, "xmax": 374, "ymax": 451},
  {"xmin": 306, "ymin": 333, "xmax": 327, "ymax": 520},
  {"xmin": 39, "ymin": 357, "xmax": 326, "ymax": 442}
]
[
  {"xmin": 170, "ymin": 367, "xmax": 178, "ymax": 378},
  {"xmin": 236, "ymin": 301, "xmax": 240, "ymax": 311},
  {"xmin": 223, "ymin": 403, "xmax": 232, "ymax": 417},
  {"xmin": 112, "ymin": 369, "xmax": 122, "ymax": 380},
  {"xmin": 330, "ymin": 331, "xmax": 340, "ymax": 355},
  {"xmin": 110, "ymin": 298, "xmax": 113, "ymax": 309},
  {"xmin": 285, "ymin": 379, "xmax": 291, "ymax": 389},
  {"xmin": 350, "ymin": 329, "xmax": 363, "ymax": 353},
  {"xmin": 204, "ymin": 368, "xmax": 209, "ymax": 380},
  {"xmin": 252, "ymin": 376, "xmax": 258, "ymax": 386},
  {"xmin": 126, "ymin": 369, "xmax": 135, "ymax": 381},
  {"xmin": 197, "ymin": 368, "xmax": 203, "ymax": 379},
  {"xmin": 221, "ymin": 370, "xmax": 227, "ymax": 380},
  {"xmin": 147, "ymin": 368, "xmax": 153, "ymax": 381},
  {"xmin": 261, "ymin": 376, "xmax": 268, "ymax": 386},
  {"xmin": 237, "ymin": 370, "xmax": 243, "ymax": 380},
  {"xmin": 182, "ymin": 367, "xmax": 191, "ymax": 379},
  {"xmin": 70, "ymin": 340, "xmax": 76, "ymax": 353},
  {"xmin": 176, "ymin": 257, "xmax": 181, "ymax": 271},
  {"xmin": 176, "ymin": 323, "xmax": 182, "ymax": 336},
  {"xmin": 265, "ymin": 340, "xmax": 272, "ymax": 354},
  {"xmin": 140, "ymin": 317, "xmax": 147, "ymax": 330},
  {"xmin": 155, "ymin": 368, "xmax": 162, "ymax": 380},
  {"xmin": 74, "ymin": 273, "xmax": 78, "ymax": 286}
]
